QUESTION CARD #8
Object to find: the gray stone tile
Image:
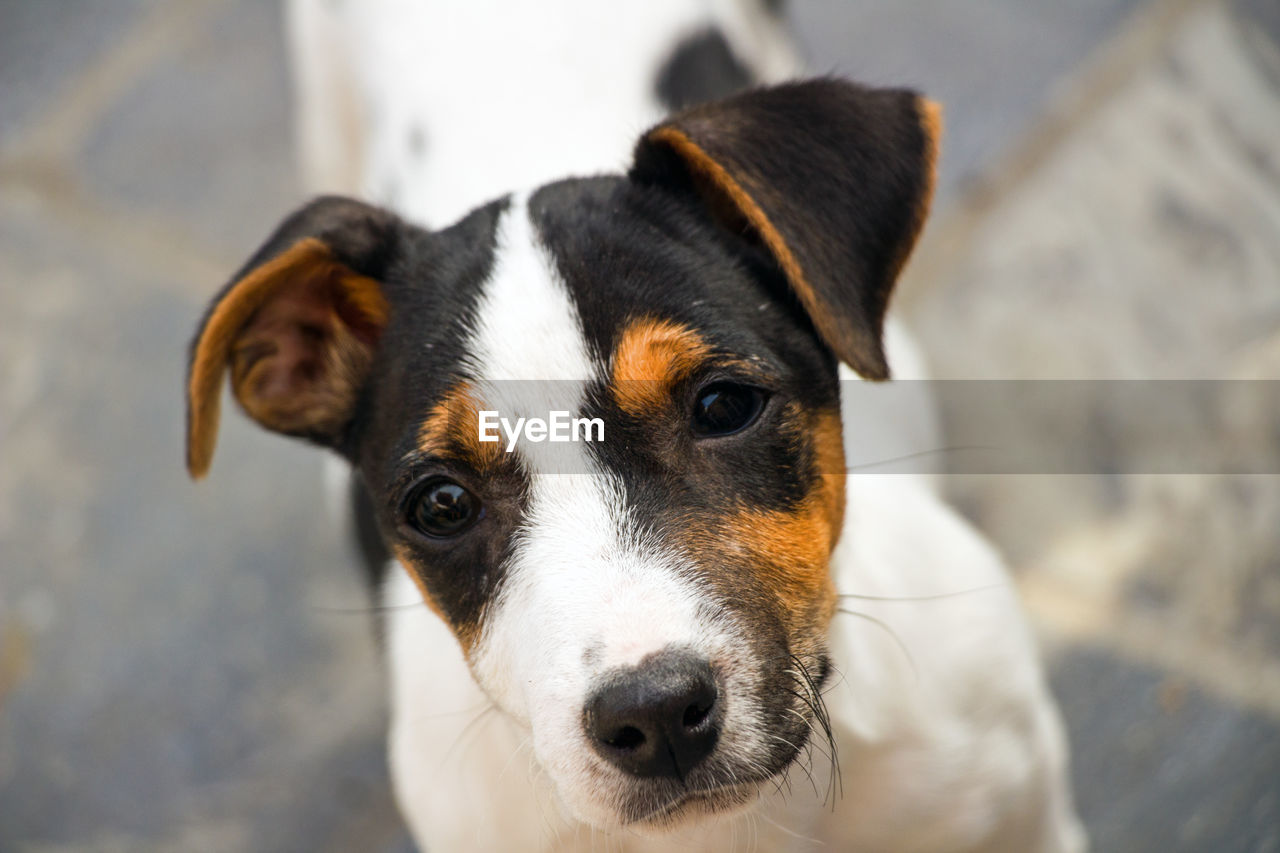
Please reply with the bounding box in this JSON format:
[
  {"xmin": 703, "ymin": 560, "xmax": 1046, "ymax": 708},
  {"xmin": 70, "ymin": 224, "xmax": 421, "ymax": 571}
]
[
  {"xmin": 0, "ymin": 0, "xmax": 160, "ymax": 150},
  {"xmin": 0, "ymin": 201, "xmax": 407, "ymax": 851},
  {"xmin": 1119, "ymin": 476, "xmax": 1280, "ymax": 662},
  {"xmin": 74, "ymin": 0, "xmax": 298, "ymax": 259},
  {"xmin": 1234, "ymin": 0, "xmax": 1280, "ymax": 53},
  {"xmin": 1051, "ymin": 646, "xmax": 1280, "ymax": 853}
]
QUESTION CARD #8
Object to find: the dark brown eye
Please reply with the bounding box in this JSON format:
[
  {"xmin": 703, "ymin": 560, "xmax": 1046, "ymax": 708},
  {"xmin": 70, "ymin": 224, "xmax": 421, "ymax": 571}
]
[
  {"xmin": 691, "ymin": 382, "xmax": 766, "ymax": 437},
  {"xmin": 406, "ymin": 477, "xmax": 482, "ymax": 538}
]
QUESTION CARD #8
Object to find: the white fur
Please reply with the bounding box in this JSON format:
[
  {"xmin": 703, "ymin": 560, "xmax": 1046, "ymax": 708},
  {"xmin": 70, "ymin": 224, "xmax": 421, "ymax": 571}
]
[
  {"xmin": 383, "ymin": 476, "xmax": 1086, "ymax": 851},
  {"xmin": 287, "ymin": 0, "xmax": 800, "ymax": 227},
  {"xmin": 289, "ymin": 1, "xmax": 1085, "ymax": 850}
]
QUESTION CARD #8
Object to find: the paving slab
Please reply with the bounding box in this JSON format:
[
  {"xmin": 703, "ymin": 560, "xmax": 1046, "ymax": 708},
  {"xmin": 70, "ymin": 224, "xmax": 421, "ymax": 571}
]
[
  {"xmin": 74, "ymin": 0, "xmax": 298, "ymax": 259},
  {"xmin": 1051, "ymin": 645, "xmax": 1280, "ymax": 853},
  {"xmin": 0, "ymin": 195, "xmax": 407, "ymax": 850},
  {"xmin": 909, "ymin": 2, "xmax": 1280, "ymax": 381},
  {"xmin": 0, "ymin": 0, "xmax": 162, "ymax": 150}
]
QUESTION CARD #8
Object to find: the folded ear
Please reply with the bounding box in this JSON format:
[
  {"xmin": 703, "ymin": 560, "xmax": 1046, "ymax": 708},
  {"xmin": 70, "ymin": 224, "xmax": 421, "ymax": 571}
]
[
  {"xmin": 630, "ymin": 78, "xmax": 941, "ymax": 379},
  {"xmin": 186, "ymin": 196, "xmax": 401, "ymax": 479}
]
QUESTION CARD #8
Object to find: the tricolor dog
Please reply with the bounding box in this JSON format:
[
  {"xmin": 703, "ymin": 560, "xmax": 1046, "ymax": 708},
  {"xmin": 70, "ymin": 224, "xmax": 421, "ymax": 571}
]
[{"xmin": 185, "ymin": 2, "xmax": 1086, "ymax": 850}]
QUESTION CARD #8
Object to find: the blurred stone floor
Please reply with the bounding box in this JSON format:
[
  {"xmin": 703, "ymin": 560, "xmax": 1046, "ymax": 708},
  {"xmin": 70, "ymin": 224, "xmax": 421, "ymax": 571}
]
[{"xmin": 1, "ymin": 1, "xmax": 1277, "ymax": 850}]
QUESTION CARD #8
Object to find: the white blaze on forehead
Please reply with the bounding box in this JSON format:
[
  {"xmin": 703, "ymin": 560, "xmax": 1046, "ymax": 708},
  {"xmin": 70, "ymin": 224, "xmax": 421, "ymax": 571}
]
[
  {"xmin": 466, "ymin": 194, "xmax": 593, "ymax": 384},
  {"xmin": 464, "ymin": 193, "xmax": 596, "ymax": 473},
  {"xmin": 463, "ymin": 197, "xmax": 723, "ymax": 711}
]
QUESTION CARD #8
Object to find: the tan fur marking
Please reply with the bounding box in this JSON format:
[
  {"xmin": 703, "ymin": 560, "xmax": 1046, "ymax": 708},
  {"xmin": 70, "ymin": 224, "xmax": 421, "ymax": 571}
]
[
  {"xmin": 394, "ymin": 385, "xmax": 500, "ymax": 658},
  {"xmin": 611, "ymin": 317, "xmax": 712, "ymax": 416},
  {"xmin": 811, "ymin": 408, "xmax": 848, "ymax": 540},
  {"xmin": 416, "ymin": 383, "xmax": 501, "ymax": 470},
  {"xmin": 186, "ymin": 237, "xmax": 387, "ymax": 479},
  {"xmin": 890, "ymin": 97, "xmax": 943, "ymax": 286},
  {"xmin": 685, "ymin": 406, "xmax": 846, "ymax": 636},
  {"xmin": 188, "ymin": 238, "xmax": 329, "ymax": 479},
  {"xmin": 715, "ymin": 497, "xmax": 838, "ymax": 635},
  {"xmin": 725, "ymin": 408, "xmax": 846, "ymax": 631}
]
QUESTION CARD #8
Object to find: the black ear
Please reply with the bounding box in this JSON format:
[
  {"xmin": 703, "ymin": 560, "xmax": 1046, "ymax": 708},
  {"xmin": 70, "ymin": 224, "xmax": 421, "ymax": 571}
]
[
  {"xmin": 630, "ymin": 78, "xmax": 941, "ymax": 379},
  {"xmin": 186, "ymin": 196, "xmax": 403, "ymax": 479}
]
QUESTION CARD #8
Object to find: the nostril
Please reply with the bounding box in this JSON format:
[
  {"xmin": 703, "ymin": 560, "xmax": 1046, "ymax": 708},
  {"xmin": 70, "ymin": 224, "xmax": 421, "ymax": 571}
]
[
  {"xmin": 606, "ymin": 725, "xmax": 646, "ymax": 750},
  {"xmin": 682, "ymin": 698, "xmax": 712, "ymax": 729}
]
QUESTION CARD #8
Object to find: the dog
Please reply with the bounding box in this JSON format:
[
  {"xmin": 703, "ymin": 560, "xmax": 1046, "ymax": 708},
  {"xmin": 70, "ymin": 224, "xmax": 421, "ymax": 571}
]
[{"xmin": 185, "ymin": 2, "xmax": 1086, "ymax": 850}]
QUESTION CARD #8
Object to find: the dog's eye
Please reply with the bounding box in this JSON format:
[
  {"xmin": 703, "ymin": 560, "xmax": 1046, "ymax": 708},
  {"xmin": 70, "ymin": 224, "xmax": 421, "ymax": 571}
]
[
  {"xmin": 691, "ymin": 382, "xmax": 766, "ymax": 437},
  {"xmin": 406, "ymin": 477, "xmax": 482, "ymax": 538}
]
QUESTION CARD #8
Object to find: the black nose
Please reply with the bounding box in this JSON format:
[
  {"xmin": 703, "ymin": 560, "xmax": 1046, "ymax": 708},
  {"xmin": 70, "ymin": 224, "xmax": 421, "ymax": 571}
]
[{"xmin": 584, "ymin": 649, "xmax": 721, "ymax": 779}]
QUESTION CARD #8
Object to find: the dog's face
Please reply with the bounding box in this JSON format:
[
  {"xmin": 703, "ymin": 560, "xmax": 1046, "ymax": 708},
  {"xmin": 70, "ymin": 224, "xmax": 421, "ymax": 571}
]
[{"xmin": 186, "ymin": 80, "xmax": 938, "ymax": 829}]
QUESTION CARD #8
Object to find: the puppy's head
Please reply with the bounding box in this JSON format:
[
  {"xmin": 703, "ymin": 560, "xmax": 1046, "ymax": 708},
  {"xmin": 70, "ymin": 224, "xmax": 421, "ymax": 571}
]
[{"xmin": 186, "ymin": 80, "xmax": 938, "ymax": 829}]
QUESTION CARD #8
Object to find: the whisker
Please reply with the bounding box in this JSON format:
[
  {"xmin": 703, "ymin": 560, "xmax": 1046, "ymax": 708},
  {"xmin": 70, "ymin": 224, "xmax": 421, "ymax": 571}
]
[
  {"xmin": 412, "ymin": 701, "xmax": 495, "ymax": 723},
  {"xmin": 497, "ymin": 730, "xmax": 533, "ymax": 783},
  {"xmin": 837, "ymin": 582, "xmax": 1006, "ymax": 602},
  {"xmin": 758, "ymin": 805, "xmax": 826, "ymax": 845},
  {"xmin": 836, "ymin": 608, "xmax": 919, "ymax": 680},
  {"xmin": 309, "ymin": 600, "xmax": 427, "ymax": 614},
  {"xmin": 771, "ymin": 767, "xmax": 791, "ymax": 799},
  {"xmin": 770, "ymin": 733, "xmax": 819, "ymax": 797},
  {"xmin": 787, "ymin": 653, "xmax": 841, "ymax": 807},
  {"xmin": 441, "ymin": 702, "xmax": 498, "ymax": 765},
  {"xmin": 823, "ymin": 659, "xmax": 851, "ymax": 694},
  {"xmin": 784, "ymin": 686, "xmax": 821, "ymax": 716},
  {"xmin": 843, "ymin": 444, "xmax": 997, "ymax": 473}
]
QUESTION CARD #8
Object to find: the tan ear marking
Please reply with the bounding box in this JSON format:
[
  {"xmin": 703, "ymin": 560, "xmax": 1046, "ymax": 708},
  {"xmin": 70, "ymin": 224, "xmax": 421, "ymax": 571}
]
[
  {"xmin": 919, "ymin": 98, "xmax": 944, "ymax": 198},
  {"xmin": 187, "ymin": 238, "xmax": 331, "ymax": 479},
  {"xmin": 186, "ymin": 237, "xmax": 387, "ymax": 479},
  {"xmin": 641, "ymin": 87, "xmax": 943, "ymax": 382},
  {"xmin": 895, "ymin": 97, "xmax": 943, "ymax": 286}
]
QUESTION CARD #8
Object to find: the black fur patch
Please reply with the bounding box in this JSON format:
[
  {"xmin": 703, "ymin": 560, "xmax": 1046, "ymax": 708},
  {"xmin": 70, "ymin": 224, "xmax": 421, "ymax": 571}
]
[
  {"xmin": 632, "ymin": 79, "xmax": 936, "ymax": 380},
  {"xmin": 352, "ymin": 198, "xmax": 526, "ymax": 637},
  {"xmin": 654, "ymin": 27, "xmax": 755, "ymax": 112}
]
